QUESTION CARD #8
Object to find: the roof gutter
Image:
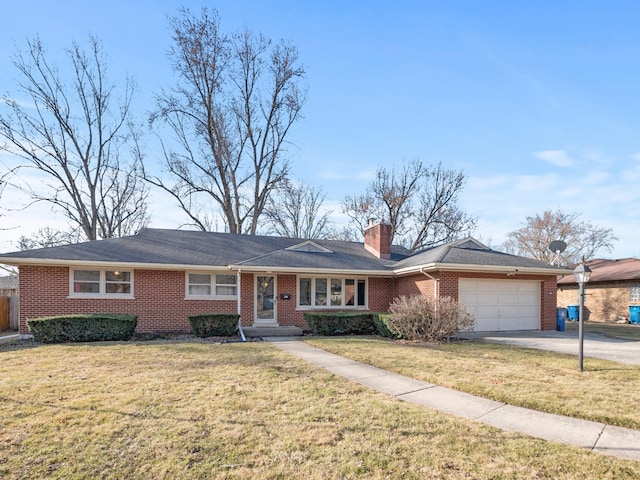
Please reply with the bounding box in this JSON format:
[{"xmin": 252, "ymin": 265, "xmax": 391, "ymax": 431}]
[
  {"xmin": 0, "ymin": 257, "xmax": 232, "ymax": 271},
  {"xmin": 420, "ymin": 267, "xmax": 439, "ymax": 299},
  {"xmin": 4, "ymin": 258, "xmax": 572, "ymax": 277},
  {"xmin": 394, "ymin": 262, "xmax": 572, "ymax": 276},
  {"xmin": 227, "ymin": 264, "xmax": 392, "ymax": 276}
]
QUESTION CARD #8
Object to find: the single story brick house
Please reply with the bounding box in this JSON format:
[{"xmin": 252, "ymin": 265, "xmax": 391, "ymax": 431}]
[
  {"xmin": 558, "ymin": 258, "xmax": 640, "ymax": 322},
  {"xmin": 0, "ymin": 222, "xmax": 570, "ymax": 337}
]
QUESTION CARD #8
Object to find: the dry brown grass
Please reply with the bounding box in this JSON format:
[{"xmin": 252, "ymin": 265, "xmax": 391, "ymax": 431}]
[
  {"xmin": 1, "ymin": 339, "xmax": 639, "ymax": 478},
  {"xmin": 306, "ymin": 336, "xmax": 640, "ymax": 430}
]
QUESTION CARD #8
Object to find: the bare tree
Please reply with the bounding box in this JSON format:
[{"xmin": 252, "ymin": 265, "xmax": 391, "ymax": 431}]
[
  {"xmin": 17, "ymin": 226, "xmax": 83, "ymax": 251},
  {"xmin": 0, "ymin": 36, "xmax": 149, "ymax": 241},
  {"xmin": 503, "ymin": 209, "xmax": 617, "ymax": 264},
  {"xmin": 342, "ymin": 160, "xmax": 476, "ymax": 251},
  {"xmin": 264, "ymin": 179, "xmax": 332, "ymax": 239},
  {"xmin": 0, "ymin": 169, "xmax": 6, "ymax": 221},
  {"xmin": 145, "ymin": 7, "xmax": 306, "ymax": 234}
]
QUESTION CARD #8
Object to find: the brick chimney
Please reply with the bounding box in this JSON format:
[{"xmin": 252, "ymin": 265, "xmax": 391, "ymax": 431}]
[{"xmin": 364, "ymin": 220, "xmax": 392, "ymax": 259}]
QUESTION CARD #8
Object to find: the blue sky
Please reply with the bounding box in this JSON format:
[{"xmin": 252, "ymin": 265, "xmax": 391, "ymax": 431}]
[{"xmin": 1, "ymin": 1, "xmax": 639, "ymax": 257}]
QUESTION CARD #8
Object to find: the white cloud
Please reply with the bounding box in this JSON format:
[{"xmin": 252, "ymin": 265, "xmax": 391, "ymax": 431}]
[
  {"xmin": 461, "ymin": 161, "xmax": 640, "ymax": 259},
  {"xmin": 533, "ymin": 149, "xmax": 575, "ymax": 167},
  {"xmin": 631, "ymin": 152, "xmax": 640, "ymax": 162}
]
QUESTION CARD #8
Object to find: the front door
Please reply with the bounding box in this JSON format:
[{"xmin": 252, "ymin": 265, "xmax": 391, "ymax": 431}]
[{"xmin": 255, "ymin": 275, "xmax": 277, "ymax": 325}]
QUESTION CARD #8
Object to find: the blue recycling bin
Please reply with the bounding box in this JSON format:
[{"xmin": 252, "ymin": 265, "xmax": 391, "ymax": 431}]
[
  {"xmin": 567, "ymin": 304, "xmax": 579, "ymax": 321},
  {"xmin": 630, "ymin": 305, "xmax": 640, "ymax": 324},
  {"xmin": 556, "ymin": 307, "xmax": 567, "ymax": 331}
]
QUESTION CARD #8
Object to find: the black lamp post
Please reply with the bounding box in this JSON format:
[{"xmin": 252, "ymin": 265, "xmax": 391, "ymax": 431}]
[{"xmin": 573, "ymin": 260, "xmax": 592, "ymax": 371}]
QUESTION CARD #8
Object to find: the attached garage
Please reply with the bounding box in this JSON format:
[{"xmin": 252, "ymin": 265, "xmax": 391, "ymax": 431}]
[{"xmin": 459, "ymin": 278, "xmax": 540, "ymax": 331}]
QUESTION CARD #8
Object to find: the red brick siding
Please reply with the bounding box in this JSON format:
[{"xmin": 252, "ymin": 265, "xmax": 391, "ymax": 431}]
[
  {"xmin": 276, "ymin": 274, "xmax": 308, "ymax": 328},
  {"xmin": 394, "ymin": 274, "xmax": 437, "ymax": 299},
  {"xmin": 368, "ymin": 277, "xmax": 394, "ymax": 311},
  {"xmin": 239, "ymin": 272, "xmax": 254, "ymax": 327},
  {"xmin": 541, "ymin": 278, "xmax": 558, "ymax": 330},
  {"xmin": 18, "ymin": 265, "xmax": 559, "ymax": 334},
  {"xmin": 18, "ymin": 266, "xmax": 238, "ymax": 334},
  {"xmin": 558, "ymin": 281, "xmax": 636, "ymax": 322},
  {"xmin": 364, "ymin": 223, "xmax": 392, "ymax": 259}
]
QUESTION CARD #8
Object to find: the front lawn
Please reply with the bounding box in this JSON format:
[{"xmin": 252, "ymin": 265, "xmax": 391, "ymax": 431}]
[
  {"xmin": 305, "ymin": 336, "xmax": 640, "ymax": 430},
  {"xmin": 1, "ymin": 340, "xmax": 639, "ymax": 478}
]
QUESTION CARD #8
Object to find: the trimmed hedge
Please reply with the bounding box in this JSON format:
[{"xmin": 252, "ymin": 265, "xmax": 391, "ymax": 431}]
[
  {"xmin": 304, "ymin": 312, "xmax": 374, "ymax": 336},
  {"xmin": 27, "ymin": 314, "xmax": 138, "ymax": 344},
  {"xmin": 188, "ymin": 313, "xmax": 239, "ymax": 337},
  {"xmin": 372, "ymin": 312, "xmax": 400, "ymax": 339}
]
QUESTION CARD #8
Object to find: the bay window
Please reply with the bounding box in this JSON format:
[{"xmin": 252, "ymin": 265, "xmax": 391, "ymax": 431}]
[{"xmin": 298, "ymin": 276, "xmax": 367, "ymax": 308}]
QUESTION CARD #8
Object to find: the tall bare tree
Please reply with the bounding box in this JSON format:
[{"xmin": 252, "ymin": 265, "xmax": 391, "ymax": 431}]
[
  {"xmin": 503, "ymin": 209, "xmax": 617, "ymax": 264},
  {"xmin": 0, "ymin": 170, "xmax": 6, "ymax": 220},
  {"xmin": 17, "ymin": 226, "xmax": 83, "ymax": 251},
  {"xmin": 145, "ymin": 7, "xmax": 306, "ymax": 234},
  {"xmin": 342, "ymin": 160, "xmax": 476, "ymax": 251},
  {"xmin": 0, "ymin": 36, "xmax": 149, "ymax": 241},
  {"xmin": 264, "ymin": 179, "xmax": 332, "ymax": 239}
]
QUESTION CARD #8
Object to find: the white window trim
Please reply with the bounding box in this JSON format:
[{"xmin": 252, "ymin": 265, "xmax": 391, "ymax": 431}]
[
  {"xmin": 68, "ymin": 268, "xmax": 134, "ymax": 299},
  {"xmin": 296, "ymin": 275, "xmax": 368, "ymax": 310},
  {"xmin": 185, "ymin": 271, "xmax": 238, "ymax": 300}
]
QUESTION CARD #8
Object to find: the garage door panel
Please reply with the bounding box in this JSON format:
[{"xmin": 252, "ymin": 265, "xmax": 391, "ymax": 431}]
[
  {"xmin": 477, "ymin": 295, "xmax": 499, "ymax": 305},
  {"xmin": 477, "ymin": 283, "xmax": 499, "ymax": 293},
  {"xmin": 477, "ymin": 305, "xmax": 498, "ymax": 317},
  {"xmin": 459, "ymin": 279, "xmax": 540, "ymax": 332},
  {"xmin": 499, "ymin": 305, "xmax": 519, "ymax": 317}
]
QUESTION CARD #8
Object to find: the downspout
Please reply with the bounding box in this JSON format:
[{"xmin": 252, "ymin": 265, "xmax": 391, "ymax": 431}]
[
  {"xmin": 236, "ymin": 268, "xmax": 246, "ymax": 342},
  {"xmin": 420, "ymin": 268, "xmax": 439, "ymax": 300}
]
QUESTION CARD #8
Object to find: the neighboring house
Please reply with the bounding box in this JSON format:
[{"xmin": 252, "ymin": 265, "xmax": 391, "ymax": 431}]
[
  {"xmin": 0, "ymin": 275, "xmax": 18, "ymax": 296},
  {"xmin": 0, "ymin": 222, "xmax": 570, "ymax": 337},
  {"xmin": 558, "ymin": 258, "xmax": 640, "ymax": 322}
]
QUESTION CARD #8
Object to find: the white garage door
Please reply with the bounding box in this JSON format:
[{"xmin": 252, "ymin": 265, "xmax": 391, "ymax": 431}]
[{"xmin": 458, "ymin": 279, "xmax": 540, "ymax": 332}]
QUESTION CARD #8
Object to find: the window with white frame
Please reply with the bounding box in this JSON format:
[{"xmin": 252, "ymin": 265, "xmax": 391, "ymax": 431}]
[
  {"xmin": 215, "ymin": 274, "xmax": 237, "ymax": 296},
  {"xmin": 297, "ymin": 276, "xmax": 366, "ymax": 308},
  {"xmin": 631, "ymin": 283, "xmax": 640, "ymax": 302},
  {"xmin": 186, "ymin": 272, "xmax": 237, "ymax": 299},
  {"xmin": 71, "ymin": 269, "xmax": 132, "ymax": 297}
]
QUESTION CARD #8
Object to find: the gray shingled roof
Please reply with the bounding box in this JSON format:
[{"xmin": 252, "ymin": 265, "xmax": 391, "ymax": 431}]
[
  {"xmin": 393, "ymin": 238, "xmax": 566, "ymax": 271},
  {"xmin": 0, "ymin": 229, "xmax": 569, "ymax": 274},
  {"xmin": 0, "ymin": 228, "xmax": 409, "ymax": 271},
  {"xmin": 558, "ymin": 258, "xmax": 640, "ymax": 284}
]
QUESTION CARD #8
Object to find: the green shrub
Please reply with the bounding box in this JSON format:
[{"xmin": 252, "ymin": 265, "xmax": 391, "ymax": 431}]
[
  {"xmin": 373, "ymin": 312, "xmax": 400, "ymax": 338},
  {"xmin": 387, "ymin": 295, "xmax": 475, "ymax": 342},
  {"xmin": 304, "ymin": 312, "xmax": 374, "ymax": 335},
  {"xmin": 27, "ymin": 314, "xmax": 138, "ymax": 344},
  {"xmin": 188, "ymin": 313, "xmax": 239, "ymax": 337}
]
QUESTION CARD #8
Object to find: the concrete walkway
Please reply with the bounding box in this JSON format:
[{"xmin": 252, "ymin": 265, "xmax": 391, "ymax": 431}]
[
  {"xmin": 267, "ymin": 337, "xmax": 640, "ymax": 462},
  {"xmin": 0, "ymin": 332, "xmax": 19, "ymax": 344}
]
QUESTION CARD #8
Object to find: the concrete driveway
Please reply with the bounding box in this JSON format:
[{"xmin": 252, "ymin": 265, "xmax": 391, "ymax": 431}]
[{"xmin": 460, "ymin": 330, "xmax": 640, "ymax": 366}]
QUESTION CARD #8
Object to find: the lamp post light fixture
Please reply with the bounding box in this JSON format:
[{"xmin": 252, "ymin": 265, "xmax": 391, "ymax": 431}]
[{"xmin": 573, "ymin": 260, "xmax": 592, "ymax": 371}]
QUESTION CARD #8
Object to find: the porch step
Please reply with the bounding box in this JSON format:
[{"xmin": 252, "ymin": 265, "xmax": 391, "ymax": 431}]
[{"xmin": 242, "ymin": 326, "xmax": 303, "ymax": 337}]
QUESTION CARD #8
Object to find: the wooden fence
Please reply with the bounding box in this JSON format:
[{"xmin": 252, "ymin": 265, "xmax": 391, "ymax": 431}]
[{"xmin": 0, "ymin": 297, "xmax": 9, "ymax": 331}]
